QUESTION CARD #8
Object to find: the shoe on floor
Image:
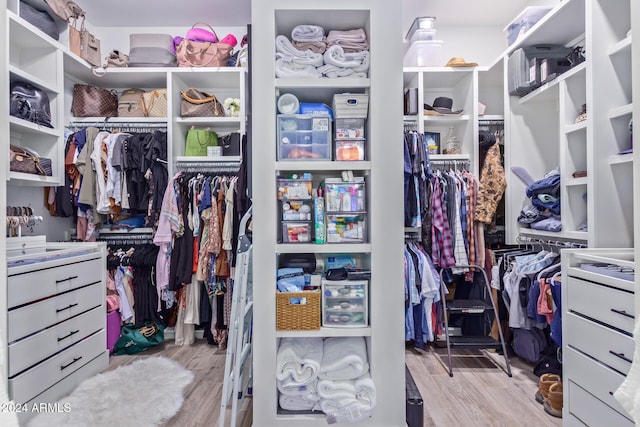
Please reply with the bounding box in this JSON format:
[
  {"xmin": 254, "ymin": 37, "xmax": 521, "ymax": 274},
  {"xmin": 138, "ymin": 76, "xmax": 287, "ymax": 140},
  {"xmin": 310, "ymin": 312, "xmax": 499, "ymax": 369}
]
[
  {"xmin": 544, "ymin": 382, "xmax": 563, "ymax": 418},
  {"xmin": 535, "ymin": 373, "xmax": 561, "ymax": 404}
]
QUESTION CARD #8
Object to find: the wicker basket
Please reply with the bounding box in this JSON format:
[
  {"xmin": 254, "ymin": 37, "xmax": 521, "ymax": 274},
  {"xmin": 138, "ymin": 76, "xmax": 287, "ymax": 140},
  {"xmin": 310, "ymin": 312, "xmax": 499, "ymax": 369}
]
[{"xmin": 276, "ymin": 291, "xmax": 321, "ymax": 331}]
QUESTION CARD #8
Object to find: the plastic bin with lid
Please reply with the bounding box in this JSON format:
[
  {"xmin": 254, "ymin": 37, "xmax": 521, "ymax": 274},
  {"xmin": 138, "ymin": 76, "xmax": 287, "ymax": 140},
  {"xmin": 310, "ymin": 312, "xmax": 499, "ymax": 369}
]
[
  {"xmin": 332, "ymin": 93, "xmax": 369, "ymax": 118},
  {"xmin": 408, "ymin": 28, "xmax": 437, "ymax": 45},
  {"xmin": 282, "ymin": 221, "xmax": 313, "ymax": 243},
  {"xmin": 406, "ymin": 16, "xmax": 436, "ymax": 40},
  {"xmin": 504, "ymin": 6, "xmax": 553, "ymax": 46},
  {"xmin": 325, "ymin": 178, "xmax": 366, "ymax": 213},
  {"xmin": 335, "ymin": 139, "xmax": 365, "ymax": 161},
  {"xmin": 326, "ymin": 213, "xmax": 367, "ymax": 243},
  {"xmin": 403, "ymin": 40, "xmax": 444, "ymax": 67}
]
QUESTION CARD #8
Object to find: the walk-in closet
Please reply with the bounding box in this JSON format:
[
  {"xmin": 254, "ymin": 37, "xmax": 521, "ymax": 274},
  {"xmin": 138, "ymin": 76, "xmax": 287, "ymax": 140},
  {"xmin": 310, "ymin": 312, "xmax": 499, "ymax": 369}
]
[{"xmin": 0, "ymin": 0, "xmax": 639, "ymax": 426}]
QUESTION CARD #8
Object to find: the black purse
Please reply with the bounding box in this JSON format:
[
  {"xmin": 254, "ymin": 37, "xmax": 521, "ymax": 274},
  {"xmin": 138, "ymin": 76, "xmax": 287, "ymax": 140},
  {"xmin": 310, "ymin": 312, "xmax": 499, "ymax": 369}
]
[
  {"xmin": 220, "ymin": 132, "xmax": 242, "ymax": 156},
  {"xmin": 10, "ymin": 81, "xmax": 54, "ymax": 128}
]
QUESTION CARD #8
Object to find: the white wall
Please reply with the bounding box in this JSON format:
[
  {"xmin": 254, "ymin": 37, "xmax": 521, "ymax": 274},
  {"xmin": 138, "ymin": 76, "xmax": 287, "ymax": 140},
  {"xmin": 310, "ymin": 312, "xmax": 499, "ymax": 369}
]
[{"xmin": 430, "ymin": 25, "xmax": 510, "ymax": 66}]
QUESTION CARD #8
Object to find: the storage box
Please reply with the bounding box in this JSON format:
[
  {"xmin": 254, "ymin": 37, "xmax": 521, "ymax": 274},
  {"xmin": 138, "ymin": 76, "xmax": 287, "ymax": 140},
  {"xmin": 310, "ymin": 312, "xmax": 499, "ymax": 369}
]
[
  {"xmin": 299, "ymin": 102, "xmax": 334, "ymax": 119},
  {"xmin": 277, "ymin": 178, "xmax": 313, "ymax": 200},
  {"xmin": 408, "ymin": 28, "xmax": 437, "ymax": 44},
  {"xmin": 504, "ymin": 6, "xmax": 553, "ymax": 46},
  {"xmin": 335, "ymin": 118, "xmax": 365, "ymax": 139},
  {"xmin": 276, "ymin": 291, "xmax": 321, "ymax": 331},
  {"xmin": 333, "ymin": 93, "xmax": 369, "ymax": 118},
  {"xmin": 404, "ymin": 88, "xmax": 419, "ymax": 115},
  {"xmin": 278, "ymin": 114, "xmax": 331, "ymax": 160},
  {"xmin": 325, "ymin": 178, "xmax": 366, "ymax": 212},
  {"xmin": 336, "ymin": 139, "xmax": 365, "ymax": 161},
  {"xmin": 406, "ymin": 16, "xmax": 436, "ymax": 40},
  {"xmin": 403, "ymin": 40, "xmax": 444, "ymax": 67},
  {"xmin": 282, "ymin": 221, "xmax": 313, "ymax": 243},
  {"xmin": 322, "ymin": 279, "xmax": 368, "ymax": 328},
  {"xmin": 282, "ymin": 200, "xmax": 313, "ymax": 221},
  {"xmin": 326, "ymin": 213, "xmax": 366, "ymax": 243}
]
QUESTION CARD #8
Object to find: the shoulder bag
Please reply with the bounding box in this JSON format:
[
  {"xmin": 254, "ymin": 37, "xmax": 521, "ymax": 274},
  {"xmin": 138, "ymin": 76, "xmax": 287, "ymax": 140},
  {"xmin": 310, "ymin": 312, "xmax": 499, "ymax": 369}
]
[
  {"xmin": 43, "ymin": 0, "xmax": 83, "ymax": 21},
  {"xmin": 118, "ymin": 88, "xmax": 145, "ymax": 117},
  {"xmin": 9, "ymin": 145, "xmax": 45, "ymax": 175},
  {"xmin": 10, "ymin": 81, "xmax": 54, "ymax": 128},
  {"xmin": 185, "ymin": 128, "xmax": 218, "ymax": 156},
  {"xmin": 180, "ymin": 88, "xmax": 225, "ymax": 117},
  {"xmin": 71, "ymin": 84, "xmax": 118, "ymax": 117},
  {"xmin": 113, "ymin": 321, "xmax": 164, "ymax": 355},
  {"xmin": 142, "ymin": 89, "xmax": 168, "ymax": 117},
  {"xmin": 69, "ymin": 15, "xmax": 101, "ymax": 67},
  {"xmin": 176, "ymin": 23, "xmax": 232, "ymax": 67}
]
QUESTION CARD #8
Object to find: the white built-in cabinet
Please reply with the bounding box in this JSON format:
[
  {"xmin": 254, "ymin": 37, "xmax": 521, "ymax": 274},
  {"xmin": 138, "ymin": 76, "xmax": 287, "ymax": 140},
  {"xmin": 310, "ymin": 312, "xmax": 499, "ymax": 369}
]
[{"xmin": 251, "ymin": 0, "xmax": 405, "ymax": 425}]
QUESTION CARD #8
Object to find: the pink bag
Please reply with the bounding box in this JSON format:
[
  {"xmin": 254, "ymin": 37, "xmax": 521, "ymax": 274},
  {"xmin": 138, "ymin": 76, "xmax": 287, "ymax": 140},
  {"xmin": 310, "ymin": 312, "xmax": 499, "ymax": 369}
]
[{"xmin": 186, "ymin": 22, "xmax": 218, "ymax": 43}]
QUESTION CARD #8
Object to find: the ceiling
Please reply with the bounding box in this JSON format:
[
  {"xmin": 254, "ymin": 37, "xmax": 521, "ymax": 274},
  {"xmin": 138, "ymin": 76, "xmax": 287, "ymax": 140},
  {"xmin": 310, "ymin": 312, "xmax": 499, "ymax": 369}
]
[{"xmin": 76, "ymin": 0, "xmax": 551, "ymax": 29}]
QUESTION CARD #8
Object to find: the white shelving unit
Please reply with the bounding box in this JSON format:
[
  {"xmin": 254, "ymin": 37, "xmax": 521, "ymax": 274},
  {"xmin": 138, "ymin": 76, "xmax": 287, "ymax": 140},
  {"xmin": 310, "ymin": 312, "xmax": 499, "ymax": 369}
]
[{"xmin": 252, "ymin": 0, "xmax": 404, "ymax": 425}]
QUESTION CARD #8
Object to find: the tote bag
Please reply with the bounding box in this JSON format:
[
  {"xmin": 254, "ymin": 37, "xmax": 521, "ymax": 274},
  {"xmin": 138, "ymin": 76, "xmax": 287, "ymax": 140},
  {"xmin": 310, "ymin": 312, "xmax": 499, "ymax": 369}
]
[{"xmin": 185, "ymin": 128, "xmax": 218, "ymax": 156}]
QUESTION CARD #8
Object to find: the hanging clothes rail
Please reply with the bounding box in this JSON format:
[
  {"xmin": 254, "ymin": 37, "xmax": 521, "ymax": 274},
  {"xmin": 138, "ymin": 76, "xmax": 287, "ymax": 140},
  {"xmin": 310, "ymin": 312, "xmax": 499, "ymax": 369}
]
[
  {"xmin": 66, "ymin": 121, "xmax": 168, "ymax": 133},
  {"xmin": 175, "ymin": 160, "xmax": 241, "ymax": 174},
  {"xmin": 98, "ymin": 232, "xmax": 155, "ymax": 246},
  {"xmin": 430, "ymin": 158, "xmax": 470, "ymax": 171},
  {"xmin": 516, "ymin": 234, "xmax": 587, "ymax": 249}
]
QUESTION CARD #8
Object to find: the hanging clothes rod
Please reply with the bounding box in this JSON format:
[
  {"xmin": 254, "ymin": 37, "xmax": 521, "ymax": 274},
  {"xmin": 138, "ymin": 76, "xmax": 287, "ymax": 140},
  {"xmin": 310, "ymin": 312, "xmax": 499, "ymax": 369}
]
[
  {"xmin": 516, "ymin": 235, "xmax": 587, "ymax": 249},
  {"xmin": 66, "ymin": 121, "xmax": 168, "ymax": 132},
  {"xmin": 176, "ymin": 160, "xmax": 241, "ymax": 173}
]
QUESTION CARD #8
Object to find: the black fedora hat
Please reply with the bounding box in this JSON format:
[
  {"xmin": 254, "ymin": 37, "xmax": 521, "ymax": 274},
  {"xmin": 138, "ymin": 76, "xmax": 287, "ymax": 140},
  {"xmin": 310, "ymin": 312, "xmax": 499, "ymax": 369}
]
[{"xmin": 424, "ymin": 97, "xmax": 463, "ymax": 115}]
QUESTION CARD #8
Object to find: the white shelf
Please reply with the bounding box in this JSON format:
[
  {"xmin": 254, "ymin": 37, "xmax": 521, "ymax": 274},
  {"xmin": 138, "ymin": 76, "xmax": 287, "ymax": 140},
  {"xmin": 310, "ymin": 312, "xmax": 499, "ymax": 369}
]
[
  {"xmin": 98, "ymin": 228, "xmax": 154, "ymax": 235},
  {"xmin": 563, "ymin": 231, "xmax": 589, "ymax": 240},
  {"xmin": 429, "ymin": 154, "xmax": 470, "ymax": 161},
  {"xmin": 609, "ymin": 154, "xmax": 634, "ymax": 165},
  {"xmin": 423, "ymin": 114, "xmax": 471, "ymax": 122},
  {"xmin": 276, "ymin": 161, "xmax": 371, "ymax": 171},
  {"xmin": 565, "ymin": 177, "xmax": 588, "ymax": 187},
  {"xmin": 9, "ymin": 116, "xmax": 59, "ymax": 136},
  {"xmin": 175, "ymin": 117, "xmax": 242, "ymax": 125},
  {"xmin": 275, "ymin": 77, "xmax": 370, "ymax": 88},
  {"xmin": 8, "ymin": 172, "xmax": 61, "ymax": 186},
  {"xmin": 69, "ymin": 117, "xmax": 168, "ymax": 124},
  {"xmin": 609, "ymin": 35, "xmax": 632, "ymax": 57},
  {"xmin": 276, "ymin": 244, "xmax": 372, "ymax": 254},
  {"xmin": 518, "ymin": 227, "xmax": 588, "ymax": 241},
  {"xmin": 176, "ymin": 156, "xmax": 242, "ymax": 163},
  {"xmin": 565, "ymin": 121, "xmax": 587, "ymax": 134},
  {"xmin": 608, "ymin": 103, "xmax": 633, "ymax": 119},
  {"xmin": 276, "ymin": 327, "xmax": 372, "ymax": 338},
  {"xmin": 478, "ymin": 115, "xmax": 505, "ymax": 121},
  {"xmin": 8, "ymin": 65, "xmax": 58, "ymax": 94},
  {"xmin": 520, "ymin": 62, "xmax": 586, "ymax": 105},
  {"xmin": 403, "ymin": 115, "xmax": 419, "ymax": 121}
]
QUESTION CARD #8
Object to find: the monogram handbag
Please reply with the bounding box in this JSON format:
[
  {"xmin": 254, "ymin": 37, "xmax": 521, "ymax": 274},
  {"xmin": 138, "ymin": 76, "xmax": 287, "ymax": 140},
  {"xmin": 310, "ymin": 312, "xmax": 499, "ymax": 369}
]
[
  {"xmin": 10, "ymin": 81, "xmax": 54, "ymax": 128},
  {"xmin": 142, "ymin": 89, "xmax": 168, "ymax": 117},
  {"xmin": 184, "ymin": 128, "xmax": 218, "ymax": 156},
  {"xmin": 180, "ymin": 88, "xmax": 225, "ymax": 117},
  {"xmin": 9, "ymin": 145, "xmax": 46, "ymax": 175},
  {"xmin": 71, "ymin": 84, "xmax": 118, "ymax": 117}
]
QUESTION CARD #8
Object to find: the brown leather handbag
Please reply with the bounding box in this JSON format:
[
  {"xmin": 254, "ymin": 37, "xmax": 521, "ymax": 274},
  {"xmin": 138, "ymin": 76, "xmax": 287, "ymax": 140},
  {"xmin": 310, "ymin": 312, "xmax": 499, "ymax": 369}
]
[
  {"xmin": 71, "ymin": 84, "xmax": 118, "ymax": 117},
  {"xmin": 176, "ymin": 38, "xmax": 233, "ymax": 67},
  {"xmin": 180, "ymin": 88, "xmax": 226, "ymax": 117},
  {"xmin": 10, "ymin": 145, "xmax": 45, "ymax": 175}
]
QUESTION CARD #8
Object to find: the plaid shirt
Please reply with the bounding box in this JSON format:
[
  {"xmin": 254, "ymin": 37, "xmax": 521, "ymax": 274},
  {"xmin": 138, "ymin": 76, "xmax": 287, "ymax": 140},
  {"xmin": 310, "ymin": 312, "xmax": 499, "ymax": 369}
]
[{"xmin": 431, "ymin": 175, "xmax": 456, "ymax": 268}]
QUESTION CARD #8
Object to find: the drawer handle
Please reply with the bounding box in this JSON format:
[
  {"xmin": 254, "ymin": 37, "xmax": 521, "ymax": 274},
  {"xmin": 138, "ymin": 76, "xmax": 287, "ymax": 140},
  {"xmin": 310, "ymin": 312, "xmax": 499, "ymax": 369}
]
[
  {"xmin": 56, "ymin": 275, "xmax": 78, "ymax": 284},
  {"xmin": 609, "ymin": 350, "xmax": 633, "ymax": 364},
  {"xmin": 60, "ymin": 356, "xmax": 83, "ymax": 371},
  {"xmin": 57, "ymin": 330, "xmax": 80, "ymax": 342},
  {"xmin": 56, "ymin": 303, "xmax": 78, "ymax": 313},
  {"xmin": 611, "ymin": 308, "xmax": 635, "ymax": 319}
]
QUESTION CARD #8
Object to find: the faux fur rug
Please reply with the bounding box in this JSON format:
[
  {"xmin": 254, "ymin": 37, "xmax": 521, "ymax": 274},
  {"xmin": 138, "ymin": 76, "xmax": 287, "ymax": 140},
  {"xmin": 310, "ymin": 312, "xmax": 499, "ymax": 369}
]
[{"xmin": 29, "ymin": 356, "xmax": 194, "ymax": 427}]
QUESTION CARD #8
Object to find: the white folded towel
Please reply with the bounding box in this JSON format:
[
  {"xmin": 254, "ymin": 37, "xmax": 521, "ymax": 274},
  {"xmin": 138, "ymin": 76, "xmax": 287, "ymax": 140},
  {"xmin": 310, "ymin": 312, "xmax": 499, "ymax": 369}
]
[
  {"xmin": 323, "ymin": 46, "xmax": 369, "ymax": 73},
  {"xmin": 275, "ymin": 59, "xmax": 320, "ymax": 78},
  {"xmin": 276, "ymin": 337, "xmax": 324, "ymax": 386},
  {"xmin": 318, "ymin": 379, "xmax": 356, "ymax": 401},
  {"xmin": 278, "ymin": 378, "xmax": 320, "ymax": 402},
  {"xmin": 614, "ymin": 317, "xmax": 640, "ymax": 423},
  {"xmin": 326, "ymin": 29, "xmax": 369, "ymax": 52},
  {"xmin": 291, "ymin": 25, "xmax": 325, "ymax": 43},
  {"xmin": 319, "ymin": 398, "xmax": 373, "ymax": 423},
  {"xmin": 279, "ymin": 393, "xmax": 321, "ymax": 412},
  {"xmin": 276, "ymin": 35, "xmax": 324, "ymax": 67},
  {"xmin": 317, "ymin": 64, "xmax": 367, "ymax": 79},
  {"xmin": 319, "ymin": 337, "xmax": 369, "ymax": 380},
  {"xmin": 355, "ymin": 373, "xmax": 377, "ymax": 407}
]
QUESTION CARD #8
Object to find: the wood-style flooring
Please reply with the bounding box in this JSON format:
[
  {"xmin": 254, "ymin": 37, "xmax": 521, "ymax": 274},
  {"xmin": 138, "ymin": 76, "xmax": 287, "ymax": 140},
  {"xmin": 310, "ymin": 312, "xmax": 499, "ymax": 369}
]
[{"xmin": 102, "ymin": 341, "xmax": 561, "ymax": 427}]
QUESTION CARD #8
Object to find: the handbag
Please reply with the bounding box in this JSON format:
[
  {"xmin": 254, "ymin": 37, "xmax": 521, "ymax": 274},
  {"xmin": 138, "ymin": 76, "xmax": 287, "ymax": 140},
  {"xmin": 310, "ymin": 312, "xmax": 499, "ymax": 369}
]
[
  {"xmin": 69, "ymin": 15, "xmax": 101, "ymax": 67},
  {"xmin": 142, "ymin": 89, "xmax": 168, "ymax": 117},
  {"xmin": 220, "ymin": 132, "xmax": 242, "ymax": 156},
  {"xmin": 43, "ymin": 0, "xmax": 83, "ymax": 21},
  {"xmin": 10, "ymin": 81, "xmax": 54, "ymax": 128},
  {"xmin": 9, "ymin": 145, "xmax": 45, "ymax": 175},
  {"xmin": 71, "ymin": 84, "xmax": 118, "ymax": 117},
  {"xmin": 180, "ymin": 88, "xmax": 225, "ymax": 117},
  {"xmin": 112, "ymin": 321, "xmax": 164, "ymax": 355},
  {"xmin": 129, "ymin": 34, "xmax": 176, "ymax": 67},
  {"xmin": 176, "ymin": 23, "xmax": 232, "ymax": 67},
  {"xmin": 118, "ymin": 88, "xmax": 145, "ymax": 117},
  {"xmin": 19, "ymin": 1, "xmax": 59, "ymax": 40},
  {"xmin": 106, "ymin": 50, "xmax": 129, "ymax": 67},
  {"xmin": 185, "ymin": 128, "xmax": 218, "ymax": 156}
]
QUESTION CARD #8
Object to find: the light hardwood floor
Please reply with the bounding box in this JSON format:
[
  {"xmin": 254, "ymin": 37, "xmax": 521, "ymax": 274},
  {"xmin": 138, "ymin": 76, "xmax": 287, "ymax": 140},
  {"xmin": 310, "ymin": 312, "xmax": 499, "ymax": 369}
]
[{"xmin": 103, "ymin": 341, "xmax": 561, "ymax": 427}]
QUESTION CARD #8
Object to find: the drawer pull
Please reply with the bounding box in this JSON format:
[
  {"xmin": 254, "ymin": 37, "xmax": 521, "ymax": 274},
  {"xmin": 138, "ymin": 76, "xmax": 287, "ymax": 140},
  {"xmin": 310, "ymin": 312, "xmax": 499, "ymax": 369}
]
[
  {"xmin": 57, "ymin": 330, "xmax": 80, "ymax": 342},
  {"xmin": 609, "ymin": 350, "xmax": 633, "ymax": 364},
  {"xmin": 56, "ymin": 275, "xmax": 78, "ymax": 284},
  {"xmin": 611, "ymin": 308, "xmax": 635, "ymax": 319},
  {"xmin": 56, "ymin": 303, "xmax": 79, "ymax": 313},
  {"xmin": 60, "ymin": 356, "xmax": 83, "ymax": 371}
]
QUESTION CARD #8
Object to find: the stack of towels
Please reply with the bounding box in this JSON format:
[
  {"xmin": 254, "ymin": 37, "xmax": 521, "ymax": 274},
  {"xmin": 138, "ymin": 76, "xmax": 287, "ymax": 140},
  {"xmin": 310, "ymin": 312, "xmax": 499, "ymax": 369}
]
[
  {"xmin": 276, "ymin": 336, "xmax": 377, "ymax": 423},
  {"xmin": 275, "ymin": 25, "xmax": 370, "ymax": 78}
]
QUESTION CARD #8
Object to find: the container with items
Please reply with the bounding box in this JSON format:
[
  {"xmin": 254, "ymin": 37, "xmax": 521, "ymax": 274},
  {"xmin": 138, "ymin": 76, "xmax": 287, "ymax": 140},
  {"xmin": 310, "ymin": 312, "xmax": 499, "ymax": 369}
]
[
  {"xmin": 278, "ymin": 175, "xmax": 314, "ymax": 243},
  {"xmin": 333, "ymin": 96, "xmax": 368, "ymax": 161},
  {"xmin": 504, "ymin": 6, "xmax": 553, "ymax": 46},
  {"xmin": 277, "ymin": 176, "xmax": 313, "ymax": 200},
  {"xmin": 326, "ymin": 213, "xmax": 366, "ymax": 243},
  {"xmin": 324, "ymin": 178, "xmax": 366, "ymax": 213},
  {"xmin": 276, "ymin": 267, "xmax": 321, "ymax": 330},
  {"xmin": 403, "ymin": 16, "xmax": 444, "ymax": 67},
  {"xmin": 277, "ymin": 114, "xmax": 331, "ymax": 160},
  {"xmin": 322, "ymin": 279, "xmax": 368, "ymax": 327}
]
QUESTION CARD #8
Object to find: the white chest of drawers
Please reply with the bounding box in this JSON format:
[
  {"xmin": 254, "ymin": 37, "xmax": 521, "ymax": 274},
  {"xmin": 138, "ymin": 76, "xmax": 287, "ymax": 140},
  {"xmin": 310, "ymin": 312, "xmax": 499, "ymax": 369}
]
[
  {"xmin": 6, "ymin": 237, "xmax": 109, "ymax": 422},
  {"xmin": 562, "ymin": 249, "xmax": 635, "ymax": 426}
]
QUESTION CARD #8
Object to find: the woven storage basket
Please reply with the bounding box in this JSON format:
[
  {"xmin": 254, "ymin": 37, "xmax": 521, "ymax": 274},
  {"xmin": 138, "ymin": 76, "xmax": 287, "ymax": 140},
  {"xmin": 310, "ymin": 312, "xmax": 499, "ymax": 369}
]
[{"xmin": 276, "ymin": 291, "xmax": 321, "ymax": 331}]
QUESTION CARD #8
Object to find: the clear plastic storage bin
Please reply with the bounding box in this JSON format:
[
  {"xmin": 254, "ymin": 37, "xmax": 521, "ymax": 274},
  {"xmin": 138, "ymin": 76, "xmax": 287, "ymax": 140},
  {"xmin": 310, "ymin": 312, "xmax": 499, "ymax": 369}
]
[
  {"xmin": 408, "ymin": 28, "xmax": 437, "ymax": 44},
  {"xmin": 278, "ymin": 114, "xmax": 331, "ymax": 160},
  {"xmin": 281, "ymin": 200, "xmax": 313, "ymax": 221},
  {"xmin": 326, "ymin": 213, "xmax": 366, "ymax": 243},
  {"xmin": 277, "ymin": 178, "xmax": 313, "ymax": 200},
  {"xmin": 325, "ymin": 178, "xmax": 366, "ymax": 212},
  {"xmin": 335, "ymin": 139, "xmax": 365, "ymax": 161},
  {"xmin": 281, "ymin": 221, "xmax": 313, "ymax": 243},
  {"xmin": 335, "ymin": 118, "xmax": 365, "ymax": 139},
  {"xmin": 403, "ymin": 40, "xmax": 444, "ymax": 67},
  {"xmin": 504, "ymin": 6, "xmax": 553, "ymax": 46},
  {"xmin": 322, "ymin": 279, "xmax": 368, "ymax": 327}
]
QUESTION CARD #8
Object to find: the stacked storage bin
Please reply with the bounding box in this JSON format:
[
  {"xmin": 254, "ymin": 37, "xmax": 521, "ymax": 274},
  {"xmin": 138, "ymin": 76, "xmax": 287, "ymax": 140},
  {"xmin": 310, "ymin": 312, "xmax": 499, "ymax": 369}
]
[
  {"xmin": 403, "ymin": 16, "xmax": 444, "ymax": 67},
  {"xmin": 332, "ymin": 93, "xmax": 368, "ymax": 161}
]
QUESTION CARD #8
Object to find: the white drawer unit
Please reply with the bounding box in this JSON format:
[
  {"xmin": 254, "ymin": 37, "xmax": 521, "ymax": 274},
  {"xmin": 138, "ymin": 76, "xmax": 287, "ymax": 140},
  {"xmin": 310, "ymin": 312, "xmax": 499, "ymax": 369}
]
[
  {"xmin": 562, "ymin": 249, "xmax": 635, "ymax": 424},
  {"xmin": 5, "ymin": 237, "xmax": 108, "ymax": 407}
]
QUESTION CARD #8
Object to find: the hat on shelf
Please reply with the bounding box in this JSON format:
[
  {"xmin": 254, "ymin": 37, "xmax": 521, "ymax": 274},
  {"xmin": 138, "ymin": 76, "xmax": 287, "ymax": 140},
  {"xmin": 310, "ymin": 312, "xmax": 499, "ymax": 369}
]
[
  {"xmin": 424, "ymin": 97, "xmax": 463, "ymax": 115},
  {"xmin": 445, "ymin": 57, "xmax": 478, "ymax": 67}
]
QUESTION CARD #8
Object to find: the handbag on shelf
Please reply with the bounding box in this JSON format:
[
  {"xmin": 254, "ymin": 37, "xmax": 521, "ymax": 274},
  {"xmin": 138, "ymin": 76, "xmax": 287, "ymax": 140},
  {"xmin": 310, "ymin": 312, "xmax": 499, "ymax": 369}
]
[
  {"xmin": 220, "ymin": 132, "xmax": 242, "ymax": 156},
  {"xmin": 106, "ymin": 50, "xmax": 129, "ymax": 67},
  {"xmin": 128, "ymin": 33, "xmax": 176, "ymax": 67},
  {"xmin": 180, "ymin": 88, "xmax": 226, "ymax": 117},
  {"xmin": 176, "ymin": 23, "xmax": 232, "ymax": 67},
  {"xmin": 69, "ymin": 15, "xmax": 101, "ymax": 67},
  {"xmin": 10, "ymin": 81, "xmax": 54, "ymax": 128},
  {"xmin": 112, "ymin": 321, "xmax": 164, "ymax": 355},
  {"xmin": 71, "ymin": 84, "xmax": 118, "ymax": 117},
  {"xmin": 9, "ymin": 145, "xmax": 46, "ymax": 176},
  {"xmin": 118, "ymin": 88, "xmax": 145, "ymax": 117},
  {"xmin": 142, "ymin": 89, "xmax": 168, "ymax": 117},
  {"xmin": 184, "ymin": 128, "xmax": 218, "ymax": 156},
  {"xmin": 19, "ymin": 1, "xmax": 59, "ymax": 40},
  {"xmin": 43, "ymin": 0, "xmax": 83, "ymax": 21}
]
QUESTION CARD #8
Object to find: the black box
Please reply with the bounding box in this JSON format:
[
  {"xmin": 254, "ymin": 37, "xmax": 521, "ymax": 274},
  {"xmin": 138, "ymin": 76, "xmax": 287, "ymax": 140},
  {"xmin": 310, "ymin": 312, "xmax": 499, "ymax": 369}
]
[{"xmin": 406, "ymin": 365, "xmax": 424, "ymax": 427}]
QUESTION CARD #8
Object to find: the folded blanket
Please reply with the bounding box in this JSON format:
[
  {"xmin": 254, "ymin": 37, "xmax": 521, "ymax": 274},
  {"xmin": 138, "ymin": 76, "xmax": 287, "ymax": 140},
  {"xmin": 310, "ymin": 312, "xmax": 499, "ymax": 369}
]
[
  {"xmin": 279, "ymin": 393, "xmax": 321, "ymax": 412},
  {"xmin": 278, "ymin": 378, "xmax": 320, "ymax": 402},
  {"xmin": 355, "ymin": 373, "xmax": 377, "ymax": 407},
  {"xmin": 319, "ymin": 337, "xmax": 369, "ymax": 380},
  {"xmin": 327, "ymin": 29, "xmax": 369, "ymax": 53},
  {"xmin": 276, "ymin": 337, "xmax": 324, "ymax": 386},
  {"xmin": 318, "ymin": 379, "xmax": 356, "ymax": 401},
  {"xmin": 276, "ymin": 35, "xmax": 324, "ymax": 67},
  {"xmin": 319, "ymin": 398, "xmax": 373, "ymax": 423},
  {"xmin": 317, "ymin": 64, "xmax": 367, "ymax": 79},
  {"xmin": 293, "ymin": 39, "xmax": 327, "ymax": 54},
  {"xmin": 323, "ymin": 46, "xmax": 369, "ymax": 73},
  {"xmin": 275, "ymin": 59, "xmax": 320, "ymax": 78},
  {"xmin": 292, "ymin": 25, "xmax": 325, "ymax": 43},
  {"xmin": 614, "ymin": 317, "xmax": 640, "ymax": 423}
]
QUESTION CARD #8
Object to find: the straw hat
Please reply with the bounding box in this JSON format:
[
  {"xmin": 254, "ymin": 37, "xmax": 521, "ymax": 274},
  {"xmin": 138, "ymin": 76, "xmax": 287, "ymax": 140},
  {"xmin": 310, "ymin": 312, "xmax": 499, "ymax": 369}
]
[{"xmin": 445, "ymin": 57, "xmax": 478, "ymax": 67}]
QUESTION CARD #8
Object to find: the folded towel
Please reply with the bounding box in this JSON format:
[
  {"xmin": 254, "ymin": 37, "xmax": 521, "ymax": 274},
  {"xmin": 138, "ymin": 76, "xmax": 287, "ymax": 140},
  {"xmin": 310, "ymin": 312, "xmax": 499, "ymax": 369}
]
[
  {"xmin": 291, "ymin": 25, "xmax": 325, "ymax": 43},
  {"xmin": 319, "ymin": 337, "xmax": 369, "ymax": 380},
  {"xmin": 278, "ymin": 378, "xmax": 320, "ymax": 402},
  {"xmin": 323, "ymin": 46, "xmax": 369, "ymax": 73},
  {"xmin": 327, "ymin": 29, "xmax": 369, "ymax": 53},
  {"xmin": 293, "ymin": 39, "xmax": 327, "ymax": 54},
  {"xmin": 319, "ymin": 398, "xmax": 373, "ymax": 423},
  {"xmin": 276, "ymin": 337, "xmax": 324, "ymax": 386},
  {"xmin": 318, "ymin": 379, "xmax": 356, "ymax": 401},
  {"xmin": 276, "ymin": 35, "xmax": 324, "ymax": 67},
  {"xmin": 614, "ymin": 317, "xmax": 640, "ymax": 423},
  {"xmin": 275, "ymin": 59, "xmax": 321, "ymax": 78},
  {"xmin": 279, "ymin": 393, "xmax": 321, "ymax": 412},
  {"xmin": 316, "ymin": 64, "xmax": 367, "ymax": 79},
  {"xmin": 355, "ymin": 373, "xmax": 377, "ymax": 407}
]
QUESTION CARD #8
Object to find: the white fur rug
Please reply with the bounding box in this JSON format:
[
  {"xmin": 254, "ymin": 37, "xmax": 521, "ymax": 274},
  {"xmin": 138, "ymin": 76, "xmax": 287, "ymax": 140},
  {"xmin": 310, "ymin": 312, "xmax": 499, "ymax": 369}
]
[{"xmin": 29, "ymin": 356, "xmax": 194, "ymax": 427}]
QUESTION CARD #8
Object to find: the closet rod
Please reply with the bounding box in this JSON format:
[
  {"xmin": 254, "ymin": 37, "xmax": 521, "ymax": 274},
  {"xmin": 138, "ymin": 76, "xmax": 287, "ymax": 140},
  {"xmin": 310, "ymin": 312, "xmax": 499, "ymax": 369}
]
[
  {"xmin": 516, "ymin": 235, "xmax": 587, "ymax": 249},
  {"xmin": 176, "ymin": 161, "xmax": 241, "ymax": 173},
  {"xmin": 66, "ymin": 121, "xmax": 168, "ymax": 131}
]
